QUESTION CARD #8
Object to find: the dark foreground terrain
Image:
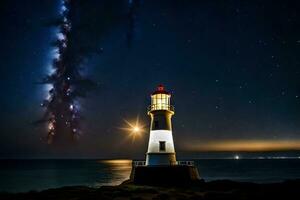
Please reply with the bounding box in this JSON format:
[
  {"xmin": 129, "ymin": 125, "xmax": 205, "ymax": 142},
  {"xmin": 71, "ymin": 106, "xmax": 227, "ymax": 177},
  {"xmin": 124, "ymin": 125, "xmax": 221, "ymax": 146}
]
[{"xmin": 1, "ymin": 179, "xmax": 300, "ymax": 200}]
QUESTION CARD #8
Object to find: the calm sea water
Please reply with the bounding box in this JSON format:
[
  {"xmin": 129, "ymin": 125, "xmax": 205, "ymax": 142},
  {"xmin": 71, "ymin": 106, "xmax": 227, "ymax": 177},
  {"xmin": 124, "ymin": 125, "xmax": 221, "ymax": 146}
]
[{"xmin": 1, "ymin": 159, "xmax": 300, "ymax": 192}]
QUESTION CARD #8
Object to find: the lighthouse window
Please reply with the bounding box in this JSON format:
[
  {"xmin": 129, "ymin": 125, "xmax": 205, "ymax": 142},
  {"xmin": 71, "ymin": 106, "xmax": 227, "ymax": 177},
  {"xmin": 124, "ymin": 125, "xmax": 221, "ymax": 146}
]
[
  {"xmin": 152, "ymin": 97, "xmax": 157, "ymax": 105},
  {"xmin": 151, "ymin": 94, "xmax": 170, "ymax": 110},
  {"xmin": 154, "ymin": 120, "xmax": 159, "ymax": 129},
  {"xmin": 159, "ymin": 141, "xmax": 166, "ymax": 151}
]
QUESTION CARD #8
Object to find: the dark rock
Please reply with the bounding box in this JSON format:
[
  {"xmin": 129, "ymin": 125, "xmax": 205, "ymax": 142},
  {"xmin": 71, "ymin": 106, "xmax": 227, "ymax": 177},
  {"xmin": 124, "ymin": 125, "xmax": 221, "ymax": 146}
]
[{"xmin": 1, "ymin": 179, "xmax": 300, "ymax": 200}]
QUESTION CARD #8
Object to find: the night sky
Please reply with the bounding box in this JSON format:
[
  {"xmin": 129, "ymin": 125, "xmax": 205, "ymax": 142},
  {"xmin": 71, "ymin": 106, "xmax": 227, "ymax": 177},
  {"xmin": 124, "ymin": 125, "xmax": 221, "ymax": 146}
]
[{"xmin": 0, "ymin": 0, "xmax": 300, "ymax": 158}]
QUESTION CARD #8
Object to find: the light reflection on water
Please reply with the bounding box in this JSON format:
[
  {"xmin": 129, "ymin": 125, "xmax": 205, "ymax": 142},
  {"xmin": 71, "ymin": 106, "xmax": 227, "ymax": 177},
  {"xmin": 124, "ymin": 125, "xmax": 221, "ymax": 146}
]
[
  {"xmin": 94, "ymin": 159, "xmax": 132, "ymax": 187},
  {"xmin": 0, "ymin": 159, "xmax": 133, "ymax": 193}
]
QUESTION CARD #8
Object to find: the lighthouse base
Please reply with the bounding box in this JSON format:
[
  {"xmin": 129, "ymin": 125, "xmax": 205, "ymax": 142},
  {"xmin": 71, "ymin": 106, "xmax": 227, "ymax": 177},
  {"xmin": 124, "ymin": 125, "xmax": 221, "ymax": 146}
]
[{"xmin": 130, "ymin": 165, "xmax": 201, "ymax": 186}]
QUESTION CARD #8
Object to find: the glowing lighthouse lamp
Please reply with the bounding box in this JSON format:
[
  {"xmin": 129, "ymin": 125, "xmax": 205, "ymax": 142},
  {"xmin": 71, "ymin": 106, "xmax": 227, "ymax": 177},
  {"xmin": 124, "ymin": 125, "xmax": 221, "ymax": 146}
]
[{"xmin": 146, "ymin": 85, "xmax": 176, "ymax": 165}]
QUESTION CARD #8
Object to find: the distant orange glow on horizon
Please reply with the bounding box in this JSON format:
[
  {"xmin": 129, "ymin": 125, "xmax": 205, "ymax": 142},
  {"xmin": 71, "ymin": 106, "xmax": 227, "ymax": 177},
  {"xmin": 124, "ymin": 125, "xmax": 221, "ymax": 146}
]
[{"xmin": 183, "ymin": 139, "xmax": 300, "ymax": 152}]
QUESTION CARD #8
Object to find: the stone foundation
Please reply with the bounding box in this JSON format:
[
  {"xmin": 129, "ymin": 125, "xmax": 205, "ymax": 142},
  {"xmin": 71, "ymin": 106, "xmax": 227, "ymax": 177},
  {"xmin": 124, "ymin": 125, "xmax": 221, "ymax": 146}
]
[{"xmin": 130, "ymin": 165, "xmax": 201, "ymax": 186}]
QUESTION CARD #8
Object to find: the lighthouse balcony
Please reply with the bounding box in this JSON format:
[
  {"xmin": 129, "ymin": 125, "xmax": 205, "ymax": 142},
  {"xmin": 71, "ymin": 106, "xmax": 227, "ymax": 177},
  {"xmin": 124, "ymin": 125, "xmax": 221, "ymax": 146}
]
[
  {"xmin": 148, "ymin": 105, "xmax": 175, "ymax": 112},
  {"xmin": 176, "ymin": 160, "xmax": 195, "ymax": 166},
  {"xmin": 132, "ymin": 160, "xmax": 195, "ymax": 167},
  {"xmin": 132, "ymin": 161, "xmax": 146, "ymax": 166}
]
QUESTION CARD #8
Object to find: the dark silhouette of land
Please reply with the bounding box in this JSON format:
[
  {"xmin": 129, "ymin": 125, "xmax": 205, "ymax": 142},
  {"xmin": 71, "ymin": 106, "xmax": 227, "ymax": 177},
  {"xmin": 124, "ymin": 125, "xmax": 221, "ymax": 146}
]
[{"xmin": 1, "ymin": 179, "xmax": 300, "ymax": 200}]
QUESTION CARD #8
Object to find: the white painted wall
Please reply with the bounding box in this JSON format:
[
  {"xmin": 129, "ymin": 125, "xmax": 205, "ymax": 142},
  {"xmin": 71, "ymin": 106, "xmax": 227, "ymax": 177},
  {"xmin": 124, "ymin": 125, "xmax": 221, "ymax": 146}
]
[{"xmin": 147, "ymin": 130, "xmax": 175, "ymax": 153}]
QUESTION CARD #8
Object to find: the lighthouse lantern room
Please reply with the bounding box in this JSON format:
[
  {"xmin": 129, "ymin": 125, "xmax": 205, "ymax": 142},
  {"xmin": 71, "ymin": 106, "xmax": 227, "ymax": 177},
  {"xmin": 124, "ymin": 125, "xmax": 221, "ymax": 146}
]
[{"xmin": 146, "ymin": 84, "xmax": 176, "ymax": 166}]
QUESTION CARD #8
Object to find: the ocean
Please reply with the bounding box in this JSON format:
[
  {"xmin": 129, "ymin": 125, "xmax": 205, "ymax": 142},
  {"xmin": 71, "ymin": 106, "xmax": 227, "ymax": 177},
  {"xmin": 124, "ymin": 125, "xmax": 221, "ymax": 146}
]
[{"xmin": 1, "ymin": 159, "xmax": 300, "ymax": 192}]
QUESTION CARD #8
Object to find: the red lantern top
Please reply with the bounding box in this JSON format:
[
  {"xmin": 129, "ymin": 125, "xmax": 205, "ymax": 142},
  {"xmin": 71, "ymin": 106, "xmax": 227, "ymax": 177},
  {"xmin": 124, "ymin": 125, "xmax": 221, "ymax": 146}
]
[{"xmin": 151, "ymin": 84, "xmax": 170, "ymax": 95}]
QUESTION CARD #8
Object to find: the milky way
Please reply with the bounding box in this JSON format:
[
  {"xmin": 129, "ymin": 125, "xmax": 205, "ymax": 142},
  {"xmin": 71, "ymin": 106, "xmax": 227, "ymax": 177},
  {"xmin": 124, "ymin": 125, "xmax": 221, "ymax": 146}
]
[
  {"xmin": 36, "ymin": 0, "xmax": 140, "ymax": 144},
  {"xmin": 38, "ymin": 0, "xmax": 96, "ymax": 144}
]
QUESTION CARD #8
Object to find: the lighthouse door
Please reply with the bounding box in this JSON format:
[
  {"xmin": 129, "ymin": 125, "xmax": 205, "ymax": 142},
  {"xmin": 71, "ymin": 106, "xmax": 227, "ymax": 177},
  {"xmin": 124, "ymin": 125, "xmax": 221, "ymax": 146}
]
[{"xmin": 159, "ymin": 141, "xmax": 166, "ymax": 151}]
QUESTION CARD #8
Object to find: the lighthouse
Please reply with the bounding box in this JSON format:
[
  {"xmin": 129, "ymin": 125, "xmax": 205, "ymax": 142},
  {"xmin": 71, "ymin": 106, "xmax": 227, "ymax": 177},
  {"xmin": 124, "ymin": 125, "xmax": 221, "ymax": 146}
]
[
  {"xmin": 146, "ymin": 84, "xmax": 176, "ymax": 166},
  {"xmin": 130, "ymin": 84, "xmax": 200, "ymax": 185}
]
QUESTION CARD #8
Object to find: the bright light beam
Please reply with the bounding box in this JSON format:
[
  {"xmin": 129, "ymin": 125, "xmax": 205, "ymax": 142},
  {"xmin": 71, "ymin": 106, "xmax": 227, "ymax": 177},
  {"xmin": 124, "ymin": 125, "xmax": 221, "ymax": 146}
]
[{"xmin": 120, "ymin": 117, "xmax": 145, "ymax": 142}]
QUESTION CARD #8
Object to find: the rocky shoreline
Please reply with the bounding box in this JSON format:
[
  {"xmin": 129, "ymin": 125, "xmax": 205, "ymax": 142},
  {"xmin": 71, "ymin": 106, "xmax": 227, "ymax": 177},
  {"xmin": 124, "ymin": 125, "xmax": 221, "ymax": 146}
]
[{"xmin": 1, "ymin": 179, "xmax": 300, "ymax": 200}]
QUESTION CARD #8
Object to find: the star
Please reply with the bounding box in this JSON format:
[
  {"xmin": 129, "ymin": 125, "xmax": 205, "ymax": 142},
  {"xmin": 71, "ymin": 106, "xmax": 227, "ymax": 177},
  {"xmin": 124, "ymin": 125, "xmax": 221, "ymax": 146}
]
[
  {"xmin": 269, "ymin": 73, "xmax": 273, "ymax": 77},
  {"xmin": 248, "ymin": 100, "xmax": 255, "ymax": 104}
]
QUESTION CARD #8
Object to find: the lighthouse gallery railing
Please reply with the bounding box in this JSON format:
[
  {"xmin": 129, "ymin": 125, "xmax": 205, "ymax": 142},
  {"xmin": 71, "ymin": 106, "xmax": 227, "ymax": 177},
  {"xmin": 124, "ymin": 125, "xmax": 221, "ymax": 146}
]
[
  {"xmin": 132, "ymin": 160, "xmax": 195, "ymax": 167},
  {"xmin": 148, "ymin": 105, "xmax": 175, "ymax": 112}
]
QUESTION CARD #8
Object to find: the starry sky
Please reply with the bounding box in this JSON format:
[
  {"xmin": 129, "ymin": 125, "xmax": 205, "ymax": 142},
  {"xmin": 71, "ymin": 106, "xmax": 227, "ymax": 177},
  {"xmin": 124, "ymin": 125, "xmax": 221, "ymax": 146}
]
[{"xmin": 0, "ymin": 0, "xmax": 300, "ymax": 158}]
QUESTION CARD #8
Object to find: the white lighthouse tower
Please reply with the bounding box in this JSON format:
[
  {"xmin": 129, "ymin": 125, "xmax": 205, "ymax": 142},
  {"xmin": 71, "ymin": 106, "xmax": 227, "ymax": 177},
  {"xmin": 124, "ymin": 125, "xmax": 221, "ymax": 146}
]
[
  {"xmin": 146, "ymin": 84, "xmax": 176, "ymax": 166},
  {"xmin": 130, "ymin": 85, "xmax": 200, "ymax": 185}
]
